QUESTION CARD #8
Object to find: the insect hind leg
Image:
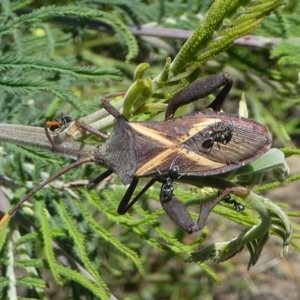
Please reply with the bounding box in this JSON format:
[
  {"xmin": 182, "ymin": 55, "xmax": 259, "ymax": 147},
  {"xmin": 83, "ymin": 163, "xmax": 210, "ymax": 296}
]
[
  {"xmin": 160, "ymin": 177, "xmax": 195, "ymax": 234},
  {"xmin": 165, "ymin": 72, "xmax": 233, "ymax": 120}
]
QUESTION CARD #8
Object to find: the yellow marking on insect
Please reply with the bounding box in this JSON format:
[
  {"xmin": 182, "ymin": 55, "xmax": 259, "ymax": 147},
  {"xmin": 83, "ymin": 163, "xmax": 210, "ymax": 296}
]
[
  {"xmin": 130, "ymin": 123, "xmax": 175, "ymax": 145},
  {"xmin": 176, "ymin": 118, "xmax": 222, "ymax": 143},
  {"xmin": 180, "ymin": 148, "xmax": 226, "ymax": 170},
  {"xmin": 134, "ymin": 146, "xmax": 225, "ymax": 176},
  {"xmin": 131, "ymin": 117, "xmax": 222, "ymax": 146},
  {"xmin": 135, "ymin": 147, "xmax": 176, "ymax": 175}
]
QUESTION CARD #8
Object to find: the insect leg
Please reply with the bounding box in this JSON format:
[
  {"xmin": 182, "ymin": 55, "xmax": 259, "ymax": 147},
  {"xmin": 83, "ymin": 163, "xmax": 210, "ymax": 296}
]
[
  {"xmin": 101, "ymin": 92, "xmax": 126, "ymax": 119},
  {"xmin": 206, "ymin": 73, "xmax": 233, "ymax": 112},
  {"xmin": 75, "ymin": 120, "xmax": 109, "ymax": 140},
  {"xmin": 87, "ymin": 169, "xmax": 114, "ymax": 190},
  {"xmin": 191, "ymin": 188, "xmax": 243, "ymax": 233},
  {"xmin": 44, "ymin": 122, "xmax": 91, "ymax": 157},
  {"xmin": 117, "ymin": 178, "xmax": 157, "ymax": 214},
  {"xmin": 165, "ymin": 72, "xmax": 233, "ymax": 119},
  {"xmin": 117, "ymin": 178, "xmax": 139, "ymax": 214},
  {"xmin": 160, "ymin": 177, "xmax": 195, "ymax": 234}
]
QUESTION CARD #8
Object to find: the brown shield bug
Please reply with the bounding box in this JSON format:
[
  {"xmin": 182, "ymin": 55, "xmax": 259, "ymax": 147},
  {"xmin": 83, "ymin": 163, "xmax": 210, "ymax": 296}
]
[{"xmin": 0, "ymin": 73, "xmax": 271, "ymax": 233}]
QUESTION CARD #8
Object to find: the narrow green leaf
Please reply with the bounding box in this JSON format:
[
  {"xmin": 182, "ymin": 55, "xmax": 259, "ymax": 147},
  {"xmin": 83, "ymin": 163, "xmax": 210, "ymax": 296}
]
[{"xmin": 35, "ymin": 199, "xmax": 62, "ymax": 284}]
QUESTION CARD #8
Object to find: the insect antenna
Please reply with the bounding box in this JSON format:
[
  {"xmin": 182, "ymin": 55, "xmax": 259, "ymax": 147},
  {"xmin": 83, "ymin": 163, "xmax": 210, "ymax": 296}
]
[
  {"xmin": 0, "ymin": 156, "xmax": 94, "ymax": 228},
  {"xmin": 0, "ymin": 120, "xmax": 108, "ymax": 228}
]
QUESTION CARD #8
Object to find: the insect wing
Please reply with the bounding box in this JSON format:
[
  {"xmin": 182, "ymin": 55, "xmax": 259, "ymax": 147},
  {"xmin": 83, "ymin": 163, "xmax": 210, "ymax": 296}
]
[{"xmin": 132, "ymin": 111, "xmax": 271, "ymax": 178}]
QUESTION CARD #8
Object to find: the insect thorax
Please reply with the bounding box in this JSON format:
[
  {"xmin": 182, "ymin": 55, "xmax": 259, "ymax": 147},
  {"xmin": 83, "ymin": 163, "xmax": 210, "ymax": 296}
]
[{"xmin": 100, "ymin": 117, "xmax": 138, "ymax": 185}]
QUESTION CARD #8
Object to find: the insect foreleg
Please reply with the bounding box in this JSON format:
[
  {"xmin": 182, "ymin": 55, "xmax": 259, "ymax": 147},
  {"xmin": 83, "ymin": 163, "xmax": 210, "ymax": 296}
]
[
  {"xmin": 100, "ymin": 92, "xmax": 126, "ymax": 119},
  {"xmin": 75, "ymin": 120, "xmax": 109, "ymax": 140}
]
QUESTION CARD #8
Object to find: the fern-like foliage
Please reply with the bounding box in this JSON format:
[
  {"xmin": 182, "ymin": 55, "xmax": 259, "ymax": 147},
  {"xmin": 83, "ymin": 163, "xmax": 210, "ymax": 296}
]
[{"xmin": 0, "ymin": 0, "xmax": 300, "ymax": 299}]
